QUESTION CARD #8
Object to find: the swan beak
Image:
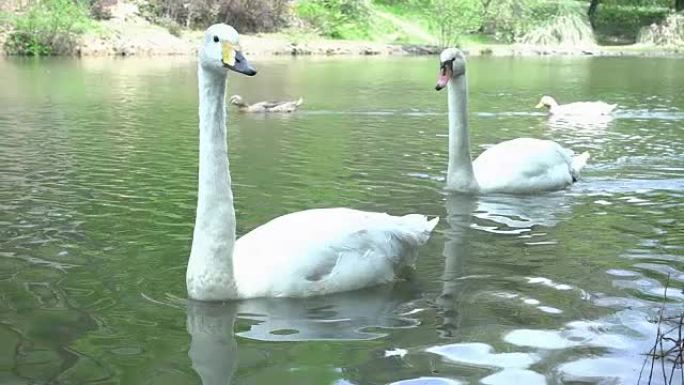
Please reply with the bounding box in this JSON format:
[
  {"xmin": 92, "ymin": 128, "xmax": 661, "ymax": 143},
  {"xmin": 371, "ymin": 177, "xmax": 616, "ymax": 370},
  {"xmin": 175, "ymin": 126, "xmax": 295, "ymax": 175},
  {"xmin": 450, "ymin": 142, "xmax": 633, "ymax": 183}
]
[
  {"xmin": 535, "ymin": 102, "xmax": 544, "ymax": 108},
  {"xmin": 435, "ymin": 63, "xmax": 451, "ymax": 91},
  {"xmin": 222, "ymin": 43, "xmax": 257, "ymax": 76}
]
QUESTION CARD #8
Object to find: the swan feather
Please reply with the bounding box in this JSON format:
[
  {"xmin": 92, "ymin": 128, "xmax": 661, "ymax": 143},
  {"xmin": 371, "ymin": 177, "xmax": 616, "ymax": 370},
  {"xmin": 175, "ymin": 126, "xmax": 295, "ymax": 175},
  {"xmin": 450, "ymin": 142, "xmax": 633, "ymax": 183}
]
[
  {"xmin": 232, "ymin": 208, "xmax": 438, "ymax": 298},
  {"xmin": 473, "ymin": 138, "xmax": 589, "ymax": 193}
]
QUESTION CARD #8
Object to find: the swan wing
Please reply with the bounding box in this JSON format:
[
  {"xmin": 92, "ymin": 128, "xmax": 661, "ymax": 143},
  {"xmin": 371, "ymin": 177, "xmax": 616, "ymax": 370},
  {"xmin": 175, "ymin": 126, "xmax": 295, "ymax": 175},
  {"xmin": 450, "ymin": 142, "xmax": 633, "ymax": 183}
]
[
  {"xmin": 233, "ymin": 208, "xmax": 438, "ymax": 298},
  {"xmin": 473, "ymin": 138, "xmax": 578, "ymax": 193}
]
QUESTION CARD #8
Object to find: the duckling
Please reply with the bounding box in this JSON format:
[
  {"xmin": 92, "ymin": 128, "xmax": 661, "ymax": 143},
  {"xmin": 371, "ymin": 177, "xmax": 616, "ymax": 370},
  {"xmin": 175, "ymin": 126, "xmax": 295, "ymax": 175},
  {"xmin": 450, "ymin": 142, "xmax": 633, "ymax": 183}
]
[
  {"xmin": 229, "ymin": 95, "xmax": 303, "ymax": 113},
  {"xmin": 536, "ymin": 95, "xmax": 617, "ymax": 116}
]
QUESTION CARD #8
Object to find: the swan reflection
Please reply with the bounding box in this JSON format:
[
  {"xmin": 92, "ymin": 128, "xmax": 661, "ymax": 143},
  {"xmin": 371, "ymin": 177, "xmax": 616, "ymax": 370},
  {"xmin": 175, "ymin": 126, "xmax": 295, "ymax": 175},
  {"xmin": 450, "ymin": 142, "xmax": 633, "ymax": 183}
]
[
  {"xmin": 547, "ymin": 113, "xmax": 615, "ymax": 131},
  {"xmin": 473, "ymin": 192, "xmax": 572, "ymax": 232},
  {"xmin": 429, "ymin": 191, "xmax": 574, "ymax": 384},
  {"xmin": 436, "ymin": 193, "xmax": 478, "ymax": 337},
  {"xmin": 186, "ymin": 284, "xmax": 419, "ymax": 384}
]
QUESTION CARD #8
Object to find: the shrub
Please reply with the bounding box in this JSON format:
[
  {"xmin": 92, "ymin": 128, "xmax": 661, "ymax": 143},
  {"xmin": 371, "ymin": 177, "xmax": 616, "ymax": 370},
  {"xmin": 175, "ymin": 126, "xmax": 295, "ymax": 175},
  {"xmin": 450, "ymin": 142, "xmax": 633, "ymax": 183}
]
[
  {"xmin": 593, "ymin": 4, "xmax": 669, "ymax": 44},
  {"xmin": 520, "ymin": 2, "xmax": 595, "ymax": 46},
  {"xmin": 4, "ymin": 0, "xmax": 93, "ymax": 56},
  {"xmin": 426, "ymin": 0, "xmax": 482, "ymax": 47},
  {"xmin": 638, "ymin": 12, "xmax": 684, "ymax": 46},
  {"xmin": 295, "ymin": 0, "xmax": 372, "ymax": 39},
  {"xmin": 88, "ymin": 0, "xmax": 116, "ymax": 20},
  {"xmin": 480, "ymin": 0, "xmax": 525, "ymax": 42},
  {"xmin": 146, "ymin": 0, "xmax": 290, "ymax": 32},
  {"xmin": 158, "ymin": 16, "xmax": 182, "ymax": 37}
]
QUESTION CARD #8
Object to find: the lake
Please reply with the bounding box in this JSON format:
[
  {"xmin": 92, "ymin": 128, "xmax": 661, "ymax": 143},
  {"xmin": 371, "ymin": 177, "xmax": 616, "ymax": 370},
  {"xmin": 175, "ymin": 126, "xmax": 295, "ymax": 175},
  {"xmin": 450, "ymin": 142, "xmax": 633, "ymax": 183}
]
[{"xmin": 1, "ymin": 54, "xmax": 683, "ymax": 385}]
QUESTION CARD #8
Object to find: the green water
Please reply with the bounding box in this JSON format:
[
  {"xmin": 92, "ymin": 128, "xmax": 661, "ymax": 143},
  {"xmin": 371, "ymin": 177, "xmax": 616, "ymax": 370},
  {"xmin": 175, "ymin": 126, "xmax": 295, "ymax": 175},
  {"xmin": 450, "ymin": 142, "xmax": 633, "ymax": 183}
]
[{"xmin": 1, "ymin": 55, "xmax": 683, "ymax": 385}]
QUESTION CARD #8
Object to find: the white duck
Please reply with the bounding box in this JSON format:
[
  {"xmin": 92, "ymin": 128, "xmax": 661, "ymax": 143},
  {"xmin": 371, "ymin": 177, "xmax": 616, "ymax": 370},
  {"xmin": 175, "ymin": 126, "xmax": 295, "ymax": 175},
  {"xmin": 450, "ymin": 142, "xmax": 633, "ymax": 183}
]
[
  {"xmin": 536, "ymin": 95, "xmax": 617, "ymax": 116},
  {"xmin": 187, "ymin": 24, "xmax": 438, "ymax": 301},
  {"xmin": 229, "ymin": 94, "xmax": 303, "ymax": 113},
  {"xmin": 435, "ymin": 48, "xmax": 590, "ymax": 194}
]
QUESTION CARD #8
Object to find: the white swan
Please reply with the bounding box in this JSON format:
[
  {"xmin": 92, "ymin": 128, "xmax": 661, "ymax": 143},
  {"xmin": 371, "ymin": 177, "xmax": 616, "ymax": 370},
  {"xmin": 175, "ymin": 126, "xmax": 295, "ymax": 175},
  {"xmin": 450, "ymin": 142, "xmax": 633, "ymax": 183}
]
[
  {"xmin": 536, "ymin": 95, "xmax": 617, "ymax": 116},
  {"xmin": 187, "ymin": 24, "xmax": 438, "ymax": 301},
  {"xmin": 435, "ymin": 48, "xmax": 590, "ymax": 194}
]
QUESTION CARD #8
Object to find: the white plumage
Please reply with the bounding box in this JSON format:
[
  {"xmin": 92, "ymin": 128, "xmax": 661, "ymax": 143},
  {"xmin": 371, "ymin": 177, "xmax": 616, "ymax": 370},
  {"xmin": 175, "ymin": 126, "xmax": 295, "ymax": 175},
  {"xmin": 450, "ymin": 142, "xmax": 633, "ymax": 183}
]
[
  {"xmin": 473, "ymin": 138, "xmax": 590, "ymax": 193},
  {"xmin": 186, "ymin": 24, "xmax": 438, "ymax": 301},
  {"xmin": 233, "ymin": 208, "xmax": 438, "ymax": 298},
  {"xmin": 536, "ymin": 95, "xmax": 617, "ymax": 116}
]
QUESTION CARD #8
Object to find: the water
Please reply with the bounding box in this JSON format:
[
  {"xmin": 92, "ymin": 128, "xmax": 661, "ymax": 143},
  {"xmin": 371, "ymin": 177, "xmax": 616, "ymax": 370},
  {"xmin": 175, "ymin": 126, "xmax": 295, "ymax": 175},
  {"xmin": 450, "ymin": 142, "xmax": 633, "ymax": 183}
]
[{"xmin": 1, "ymin": 54, "xmax": 683, "ymax": 385}]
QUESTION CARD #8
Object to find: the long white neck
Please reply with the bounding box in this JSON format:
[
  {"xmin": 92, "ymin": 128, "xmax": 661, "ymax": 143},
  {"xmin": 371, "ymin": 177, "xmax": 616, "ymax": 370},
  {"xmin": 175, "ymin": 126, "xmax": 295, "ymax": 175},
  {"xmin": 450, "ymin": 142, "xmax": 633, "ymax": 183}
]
[
  {"xmin": 446, "ymin": 76, "xmax": 479, "ymax": 193},
  {"xmin": 187, "ymin": 65, "xmax": 238, "ymax": 300}
]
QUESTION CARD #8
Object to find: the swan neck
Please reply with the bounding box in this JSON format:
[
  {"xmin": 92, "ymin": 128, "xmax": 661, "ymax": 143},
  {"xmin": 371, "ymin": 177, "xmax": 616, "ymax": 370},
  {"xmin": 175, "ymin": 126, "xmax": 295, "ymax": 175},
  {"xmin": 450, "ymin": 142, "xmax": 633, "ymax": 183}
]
[
  {"xmin": 187, "ymin": 65, "xmax": 238, "ymax": 300},
  {"xmin": 446, "ymin": 76, "xmax": 478, "ymax": 192}
]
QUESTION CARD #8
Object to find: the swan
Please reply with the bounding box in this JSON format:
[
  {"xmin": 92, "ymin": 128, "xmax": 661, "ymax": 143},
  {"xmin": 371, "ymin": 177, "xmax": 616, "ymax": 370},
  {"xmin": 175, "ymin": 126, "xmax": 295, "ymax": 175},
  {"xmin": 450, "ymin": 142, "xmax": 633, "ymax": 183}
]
[
  {"xmin": 435, "ymin": 48, "xmax": 590, "ymax": 194},
  {"xmin": 536, "ymin": 95, "xmax": 617, "ymax": 116},
  {"xmin": 229, "ymin": 94, "xmax": 303, "ymax": 112},
  {"xmin": 187, "ymin": 24, "xmax": 438, "ymax": 301}
]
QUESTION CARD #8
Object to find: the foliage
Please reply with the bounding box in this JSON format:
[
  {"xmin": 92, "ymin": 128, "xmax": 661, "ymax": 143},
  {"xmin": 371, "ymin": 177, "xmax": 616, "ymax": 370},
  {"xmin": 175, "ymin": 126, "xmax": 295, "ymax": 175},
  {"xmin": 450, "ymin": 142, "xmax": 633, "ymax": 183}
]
[
  {"xmin": 600, "ymin": 0, "xmax": 670, "ymax": 6},
  {"xmin": 143, "ymin": 0, "xmax": 289, "ymax": 32},
  {"xmin": 593, "ymin": 4, "xmax": 670, "ymax": 44},
  {"xmin": 4, "ymin": 0, "xmax": 93, "ymax": 56},
  {"xmin": 520, "ymin": 2, "xmax": 595, "ymax": 46},
  {"xmin": 87, "ymin": 0, "xmax": 116, "ymax": 20},
  {"xmin": 638, "ymin": 12, "xmax": 684, "ymax": 45},
  {"xmin": 479, "ymin": 0, "xmax": 533, "ymax": 42},
  {"xmin": 295, "ymin": 0, "xmax": 372, "ymax": 39},
  {"xmin": 425, "ymin": 0, "xmax": 481, "ymax": 47},
  {"xmin": 158, "ymin": 16, "xmax": 182, "ymax": 37}
]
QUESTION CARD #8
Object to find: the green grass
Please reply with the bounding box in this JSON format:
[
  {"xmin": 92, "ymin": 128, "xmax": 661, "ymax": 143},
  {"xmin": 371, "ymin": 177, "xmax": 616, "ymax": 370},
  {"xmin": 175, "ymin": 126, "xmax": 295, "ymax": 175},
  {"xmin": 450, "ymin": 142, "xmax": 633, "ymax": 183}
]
[
  {"xmin": 4, "ymin": 0, "xmax": 94, "ymax": 56},
  {"xmin": 294, "ymin": 0, "xmax": 437, "ymax": 44}
]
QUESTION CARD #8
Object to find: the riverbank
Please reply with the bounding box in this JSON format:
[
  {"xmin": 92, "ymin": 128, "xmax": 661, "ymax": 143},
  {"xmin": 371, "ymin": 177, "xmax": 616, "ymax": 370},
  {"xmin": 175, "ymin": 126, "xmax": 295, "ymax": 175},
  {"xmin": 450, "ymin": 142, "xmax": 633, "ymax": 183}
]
[
  {"xmin": 2, "ymin": 3, "xmax": 682, "ymax": 58},
  {"xmin": 16, "ymin": 22, "xmax": 684, "ymax": 58},
  {"xmin": 75, "ymin": 25, "xmax": 684, "ymax": 58}
]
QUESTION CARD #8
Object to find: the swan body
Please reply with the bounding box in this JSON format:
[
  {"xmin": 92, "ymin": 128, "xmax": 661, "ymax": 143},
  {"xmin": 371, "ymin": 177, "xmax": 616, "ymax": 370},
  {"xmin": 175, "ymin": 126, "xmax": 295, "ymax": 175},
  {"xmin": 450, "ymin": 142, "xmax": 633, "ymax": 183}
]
[
  {"xmin": 229, "ymin": 94, "xmax": 303, "ymax": 112},
  {"xmin": 473, "ymin": 138, "xmax": 589, "ymax": 193},
  {"xmin": 435, "ymin": 48, "xmax": 589, "ymax": 194},
  {"xmin": 187, "ymin": 24, "xmax": 438, "ymax": 301},
  {"xmin": 536, "ymin": 95, "xmax": 617, "ymax": 116},
  {"xmin": 231, "ymin": 208, "xmax": 438, "ymax": 298}
]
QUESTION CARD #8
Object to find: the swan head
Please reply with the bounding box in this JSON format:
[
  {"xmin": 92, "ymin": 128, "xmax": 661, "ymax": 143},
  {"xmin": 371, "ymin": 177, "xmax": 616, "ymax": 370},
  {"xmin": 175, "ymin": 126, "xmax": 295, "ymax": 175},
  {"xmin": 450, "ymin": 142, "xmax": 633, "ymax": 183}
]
[
  {"xmin": 229, "ymin": 95, "xmax": 244, "ymax": 105},
  {"xmin": 199, "ymin": 24, "xmax": 257, "ymax": 77},
  {"xmin": 535, "ymin": 95, "xmax": 558, "ymax": 109},
  {"xmin": 435, "ymin": 48, "xmax": 466, "ymax": 91}
]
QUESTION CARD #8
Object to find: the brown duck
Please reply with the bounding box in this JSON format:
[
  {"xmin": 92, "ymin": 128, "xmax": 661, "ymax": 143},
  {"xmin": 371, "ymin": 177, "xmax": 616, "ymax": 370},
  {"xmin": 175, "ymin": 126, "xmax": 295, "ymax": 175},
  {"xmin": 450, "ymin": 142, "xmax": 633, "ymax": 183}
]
[{"xmin": 229, "ymin": 95, "xmax": 303, "ymax": 113}]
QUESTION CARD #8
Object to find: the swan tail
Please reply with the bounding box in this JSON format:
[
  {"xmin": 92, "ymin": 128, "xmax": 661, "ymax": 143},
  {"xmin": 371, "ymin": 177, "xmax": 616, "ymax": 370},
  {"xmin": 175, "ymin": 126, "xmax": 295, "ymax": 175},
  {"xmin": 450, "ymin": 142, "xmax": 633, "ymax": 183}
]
[
  {"xmin": 398, "ymin": 214, "xmax": 440, "ymax": 245},
  {"xmin": 571, "ymin": 151, "xmax": 590, "ymax": 181}
]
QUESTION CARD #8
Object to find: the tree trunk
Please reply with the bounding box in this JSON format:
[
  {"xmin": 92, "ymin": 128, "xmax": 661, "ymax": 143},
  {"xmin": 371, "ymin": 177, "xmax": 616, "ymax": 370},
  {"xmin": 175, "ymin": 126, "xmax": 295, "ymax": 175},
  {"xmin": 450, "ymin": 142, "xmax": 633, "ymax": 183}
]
[{"xmin": 588, "ymin": 0, "xmax": 600, "ymax": 28}]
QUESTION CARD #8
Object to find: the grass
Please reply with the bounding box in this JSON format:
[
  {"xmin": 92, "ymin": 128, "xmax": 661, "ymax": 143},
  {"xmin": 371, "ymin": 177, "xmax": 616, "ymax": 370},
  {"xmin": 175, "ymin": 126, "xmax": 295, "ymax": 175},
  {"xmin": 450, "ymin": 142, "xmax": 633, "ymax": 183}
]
[
  {"xmin": 294, "ymin": 0, "xmax": 438, "ymax": 44},
  {"xmin": 638, "ymin": 275, "xmax": 684, "ymax": 385},
  {"xmin": 4, "ymin": 0, "xmax": 94, "ymax": 56}
]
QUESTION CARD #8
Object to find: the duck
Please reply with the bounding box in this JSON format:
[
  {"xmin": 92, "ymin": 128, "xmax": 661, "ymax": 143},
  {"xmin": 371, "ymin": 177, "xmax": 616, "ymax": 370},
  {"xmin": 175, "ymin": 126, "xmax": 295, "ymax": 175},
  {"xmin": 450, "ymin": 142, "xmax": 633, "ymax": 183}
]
[
  {"xmin": 186, "ymin": 24, "xmax": 438, "ymax": 301},
  {"xmin": 435, "ymin": 48, "xmax": 590, "ymax": 194},
  {"xmin": 229, "ymin": 94, "xmax": 303, "ymax": 113},
  {"xmin": 535, "ymin": 95, "xmax": 617, "ymax": 116}
]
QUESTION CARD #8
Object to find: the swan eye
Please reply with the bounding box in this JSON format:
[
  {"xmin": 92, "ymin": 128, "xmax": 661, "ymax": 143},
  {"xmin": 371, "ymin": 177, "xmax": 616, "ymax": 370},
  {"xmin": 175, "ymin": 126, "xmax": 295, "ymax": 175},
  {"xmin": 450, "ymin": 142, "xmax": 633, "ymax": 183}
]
[{"xmin": 213, "ymin": 36, "xmax": 219, "ymax": 43}]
